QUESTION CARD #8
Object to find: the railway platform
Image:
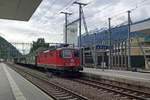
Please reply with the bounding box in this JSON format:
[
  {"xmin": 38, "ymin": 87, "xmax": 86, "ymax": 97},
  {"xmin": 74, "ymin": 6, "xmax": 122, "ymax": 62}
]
[
  {"xmin": 82, "ymin": 68, "xmax": 150, "ymax": 88},
  {"xmin": 0, "ymin": 63, "xmax": 53, "ymax": 100}
]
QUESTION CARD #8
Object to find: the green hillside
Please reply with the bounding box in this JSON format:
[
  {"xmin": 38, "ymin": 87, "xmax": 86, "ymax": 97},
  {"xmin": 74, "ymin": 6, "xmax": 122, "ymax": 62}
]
[{"xmin": 0, "ymin": 36, "xmax": 21, "ymax": 60}]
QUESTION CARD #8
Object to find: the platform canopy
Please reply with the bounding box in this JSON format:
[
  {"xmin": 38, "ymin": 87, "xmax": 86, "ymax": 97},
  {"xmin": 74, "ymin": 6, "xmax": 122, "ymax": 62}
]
[
  {"xmin": 0, "ymin": 0, "xmax": 42, "ymax": 21},
  {"xmin": 131, "ymin": 19, "xmax": 150, "ymax": 34}
]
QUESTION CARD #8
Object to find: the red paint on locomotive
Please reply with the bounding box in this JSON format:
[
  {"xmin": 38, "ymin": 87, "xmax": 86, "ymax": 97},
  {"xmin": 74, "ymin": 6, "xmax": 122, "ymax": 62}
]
[{"xmin": 36, "ymin": 48, "xmax": 82, "ymax": 71}]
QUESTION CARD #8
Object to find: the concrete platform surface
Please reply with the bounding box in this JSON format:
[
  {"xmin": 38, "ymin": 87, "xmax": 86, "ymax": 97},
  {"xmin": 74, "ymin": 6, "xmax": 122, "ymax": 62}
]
[
  {"xmin": 0, "ymin": 63, "xmax": 53, "ymax": 100},
  {"xmin": 82, "ymin": 68, "xmax": 150, "ymax": 88}
]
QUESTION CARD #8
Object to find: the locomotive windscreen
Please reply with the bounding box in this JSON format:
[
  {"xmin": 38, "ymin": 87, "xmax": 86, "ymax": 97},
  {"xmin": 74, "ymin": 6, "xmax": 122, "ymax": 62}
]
[{"xmin": 62, "ymin": 50, "xmax": 72, "ymax": 58}]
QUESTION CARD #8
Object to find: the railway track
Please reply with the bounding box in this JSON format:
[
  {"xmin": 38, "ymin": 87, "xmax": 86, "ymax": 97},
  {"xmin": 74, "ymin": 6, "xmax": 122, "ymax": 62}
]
[
  {"xmin": 7, "ymin": 63, "xmax": 150, "ymax": 100},
  {"xmin": 7, "ymin": 63, "xmax": 89, "ymax": 100},
  {"xmin": 72, "ymin": 78, "xmax": 150, "ymax": 100}
]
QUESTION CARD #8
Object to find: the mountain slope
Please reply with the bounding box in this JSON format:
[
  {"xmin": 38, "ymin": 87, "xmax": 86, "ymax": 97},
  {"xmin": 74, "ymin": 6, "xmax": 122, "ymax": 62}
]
[{"xmin": 0, "ymin": 36, "xmax": 21, "ymax": 60}]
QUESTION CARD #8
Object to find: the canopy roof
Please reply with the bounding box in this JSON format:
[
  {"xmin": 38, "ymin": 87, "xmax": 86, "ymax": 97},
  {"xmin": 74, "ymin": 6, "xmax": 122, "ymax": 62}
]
[{"xmin": 0, "ymin": 0, "xmax": 42, "ymax": 21}]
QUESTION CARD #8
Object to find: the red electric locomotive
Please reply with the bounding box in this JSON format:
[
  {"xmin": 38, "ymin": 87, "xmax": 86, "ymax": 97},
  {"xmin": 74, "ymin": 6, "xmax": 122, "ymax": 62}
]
[{"xmin": 36, "ymin": 47, "xmax": 83, "ymax": 72}]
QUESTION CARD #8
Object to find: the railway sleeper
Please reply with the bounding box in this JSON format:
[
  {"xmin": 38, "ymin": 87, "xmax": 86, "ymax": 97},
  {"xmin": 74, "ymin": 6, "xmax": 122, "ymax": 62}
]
[
  {"xmin": 54, "ymin": 93, "xmax": 70, "ymax": 97},
  {"xmin": 57, "ymin": 96, "xmax": 75, "ymax": 100},
  {"xmin": 52, "ymin": 92, "xmax": 67, "ymax": 95},
  {"xmin": 68, "ymin": 98, "xmax": 78, "ymax": 100}
]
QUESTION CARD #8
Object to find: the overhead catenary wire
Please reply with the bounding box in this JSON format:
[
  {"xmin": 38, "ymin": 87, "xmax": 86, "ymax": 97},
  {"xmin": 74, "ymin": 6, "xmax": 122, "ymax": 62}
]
[
  {"xmin": 38, "ymin": 0, "xmax": 78, "ymax": 24},
  {"xmin": 38, "ymin": 0, "xmax": 149, "ymax": 25},
  {"xmin": 74, "ymin": 0, "xmax": 132, "ymax": 31},
  {"xmin": 65, "ymin": 0, "xmax": 95, "ymax": 15},
  {"xmin": 83, "ymin": 0, "xmax": 150, "ymax": 28},
  {"xmin": 67, "ymin": 0, "xmax": 113, "ymax": 31},
  {"xmin": 48, "ymin": 0, "xmax": 112, "ymax": 24},
  {"xmin": 84, "ymin": 4, "xmax": 112, "ymax": 20},
  {"xmin": 107, "ymin": 0, "xmax": 150, "ymax": 27},
  {"xmin": 41, "ymin": 0, "xmax": 57, "ymax": 18},
  {"xmin": 132, "ymin": 0, "xmax": 149, "ymax": 11},
  {"xmin": 51, "ymin": 0, "xmax": 78, "ymax": 19},
  {"xmin": 110, "ymin": 0, "xmax": 149, "ymax": 19},
  {"xmin": 80, "ymin": 0, "xmax": 149, "ymax": 37},
  {"xmin": 32, "ymin": 0, "xmax": 150, "ymax": 40},
  {"xmin": 83, "ymin": 0, "xmax": 141, "ymax": 20}
]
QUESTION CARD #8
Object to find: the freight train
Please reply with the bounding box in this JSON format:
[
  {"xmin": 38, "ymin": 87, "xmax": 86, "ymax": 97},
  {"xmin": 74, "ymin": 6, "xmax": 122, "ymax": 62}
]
[
  {"xmin": 14, "ymin": 46, "xmax": 83, "ymax": 72},
  {"xmin": 14, "ymin": 38, "xmax": 83, "ymax": 72}
]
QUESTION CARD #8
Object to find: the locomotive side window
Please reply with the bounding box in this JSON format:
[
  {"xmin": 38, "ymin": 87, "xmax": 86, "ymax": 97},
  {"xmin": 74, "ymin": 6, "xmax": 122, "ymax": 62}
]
[{"xmin": 62, "ymin": 50, "xmax": 72, "ymax": 58}]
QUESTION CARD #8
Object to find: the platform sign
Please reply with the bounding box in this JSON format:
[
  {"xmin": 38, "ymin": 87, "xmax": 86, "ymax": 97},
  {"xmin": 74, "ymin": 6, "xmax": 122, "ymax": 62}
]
[{"xmin": 96, "ymin": 45, "xmax": 113, "ymax": 50}]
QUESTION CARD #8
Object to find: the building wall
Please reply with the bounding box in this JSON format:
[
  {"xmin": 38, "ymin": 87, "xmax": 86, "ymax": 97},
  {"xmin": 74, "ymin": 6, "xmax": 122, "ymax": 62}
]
[{"xmin": 81, "ymin": 24, "xmax": 150, "ymax": 70}]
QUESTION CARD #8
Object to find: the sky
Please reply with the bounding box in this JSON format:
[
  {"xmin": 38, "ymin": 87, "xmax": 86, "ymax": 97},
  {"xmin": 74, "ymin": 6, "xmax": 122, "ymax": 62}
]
[{"xmin": 0, "ymin": 0, "xmax": 150, "ymax": 44}]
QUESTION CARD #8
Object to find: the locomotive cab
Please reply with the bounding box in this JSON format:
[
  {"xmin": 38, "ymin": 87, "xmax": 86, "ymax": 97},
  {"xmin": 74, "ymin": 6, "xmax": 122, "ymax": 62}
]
[{"xmin": 59, "ymin": 48, "xmax": 82, "ymax": 71}]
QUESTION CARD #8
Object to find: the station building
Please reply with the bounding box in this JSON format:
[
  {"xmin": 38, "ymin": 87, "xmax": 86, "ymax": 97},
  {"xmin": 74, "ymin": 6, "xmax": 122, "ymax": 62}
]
[{"xmin": 81, "ymin": 18, "xmax": 150, "ymax": 70}]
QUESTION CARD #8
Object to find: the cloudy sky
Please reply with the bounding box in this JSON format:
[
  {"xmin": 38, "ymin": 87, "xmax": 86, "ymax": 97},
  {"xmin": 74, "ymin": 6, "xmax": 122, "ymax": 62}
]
[{"xmin": 0, "ymin": 0, "xmax": 150, "ymax": 43}]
